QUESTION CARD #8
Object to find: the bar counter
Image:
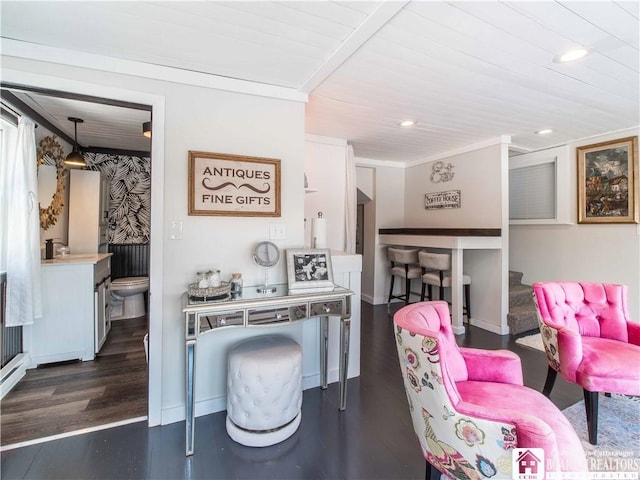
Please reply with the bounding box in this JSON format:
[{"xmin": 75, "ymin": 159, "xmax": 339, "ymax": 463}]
[{"xmin": 379, "ymin": 228, "xmax": 504, "ymax": 334}]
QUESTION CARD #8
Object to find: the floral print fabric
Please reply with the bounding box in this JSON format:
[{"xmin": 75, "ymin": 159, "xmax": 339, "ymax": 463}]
[{"xmin": 395, "ymin": 325, "xmax": 516, "ymax": 479}]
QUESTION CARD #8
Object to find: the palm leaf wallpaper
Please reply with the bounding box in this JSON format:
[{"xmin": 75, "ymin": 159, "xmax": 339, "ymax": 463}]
[{"xmin": 86, "ymin": 153, "xmax": 151, "ymax": 244}]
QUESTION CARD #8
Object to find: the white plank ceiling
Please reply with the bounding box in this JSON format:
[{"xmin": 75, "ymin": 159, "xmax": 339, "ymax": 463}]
[
  {"xmin": 1, "ymin": 1, "xmax": 638, "ymax": 163},
  {"xmin": 8, "ymin": 92, "xmax": 152, "ymax": 152}
]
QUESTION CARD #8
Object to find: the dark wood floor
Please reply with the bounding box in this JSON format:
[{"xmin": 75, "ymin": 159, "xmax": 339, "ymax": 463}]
[
  {"xmin": 1, "ymin": 302, "xmax": 581, "ymax": 480},
  {"xmin": 1, "ymin": 316, "xmax": 148, "ymax": 446}
]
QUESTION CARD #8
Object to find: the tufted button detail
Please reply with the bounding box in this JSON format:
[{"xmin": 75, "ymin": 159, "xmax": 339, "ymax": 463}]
[{"xmin": 226, "ymin": 335, "xmax": 302, "ymax": 447}]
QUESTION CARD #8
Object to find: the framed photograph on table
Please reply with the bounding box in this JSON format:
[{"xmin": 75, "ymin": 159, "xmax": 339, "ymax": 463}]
[
  {"xmin": 286, "ymin": 249, "xmax": 334, "ymax": 292},
  {"xmin": 577, "ymin": 136, "xmax": 638, "ymax": 224}
]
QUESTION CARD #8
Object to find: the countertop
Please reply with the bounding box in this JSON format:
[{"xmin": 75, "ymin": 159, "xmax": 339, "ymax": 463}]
[
  {"xmin": 41, "ymin": 252, "xmax": 112, "ymax": 266},
  {"xmin": 378, "ymin": 227, "xmax": 501, "ymax": 236}
]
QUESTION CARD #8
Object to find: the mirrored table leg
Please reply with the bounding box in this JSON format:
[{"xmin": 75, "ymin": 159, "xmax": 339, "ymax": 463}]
[
  {"xmin": 339, "ymin": 316, "xmax": 350, "ymax": 410},
  {"xmin": 185, "ymin": 340, "xmax": 196, "ymax": 456},
  {"xmin": 320, "ymin": 315, "xmax": 328, "ymax": 389}
]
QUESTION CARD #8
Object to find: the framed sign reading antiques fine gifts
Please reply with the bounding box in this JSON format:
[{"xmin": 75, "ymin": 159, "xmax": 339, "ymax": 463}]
[
  {"xmin": 188, "ymin": 151, "xmax": 281, "ymax": 217},
  {"xmin": 577, "ymin": 136, "xmax": 638, "ymax": 224}
]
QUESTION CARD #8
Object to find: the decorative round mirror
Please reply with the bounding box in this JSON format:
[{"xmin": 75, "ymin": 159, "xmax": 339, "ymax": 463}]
[
  {"xmin": 37, "ymin": 135, "xmax": 66, "ymax": 230},
  {"xmin": 252, "ymin": 241, "xmax": 280, "ymax": 293}
]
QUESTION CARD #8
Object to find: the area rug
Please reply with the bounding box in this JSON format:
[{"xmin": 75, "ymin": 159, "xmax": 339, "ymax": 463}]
[
  {"xmin": 436, "ymin": 394, "xmax": 639, "ymax": 479},
  {"xmin": 514, "ymin": 332, "xmax": 544, "ymax": 352},
  {"xmin": 563, "ymin": 393, "xmax": 640, "ymax": 473}
]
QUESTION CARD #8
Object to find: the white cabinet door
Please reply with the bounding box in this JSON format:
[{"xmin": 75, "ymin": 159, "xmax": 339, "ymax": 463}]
[
  {"xmin": 69, "ymin": 170, "xmax": 108, "ymax": 254},
  {"xmin": 99, "ymin": 176, "xmax": 110, "ymax": 227},
  {"xmin": 28, "ymin": 264, "xmax": 95, "ymax": 366},
  {"xmin": 94, "ymin": 277, "xmax": 111, "ymax": 353}
]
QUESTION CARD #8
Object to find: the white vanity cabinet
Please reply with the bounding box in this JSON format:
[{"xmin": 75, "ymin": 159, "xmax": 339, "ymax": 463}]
[{"xmin": 26, "ymin": 254, "xmax": 112, "ymax": 367}]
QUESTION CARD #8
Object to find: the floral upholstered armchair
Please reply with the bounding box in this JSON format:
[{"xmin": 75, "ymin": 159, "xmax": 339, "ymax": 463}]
[
  {"xmin": 394, "ymin": 301, "xmax": 586, "ymax": 479},
  {"xmin": 532, "ymin": 281, "xmax": 640, "ymax": 445}
]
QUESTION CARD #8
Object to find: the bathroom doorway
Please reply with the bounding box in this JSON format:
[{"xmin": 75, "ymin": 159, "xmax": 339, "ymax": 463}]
[{"xmin": 0, "ymin": 83, "xmax": 156, "ymax": 447}]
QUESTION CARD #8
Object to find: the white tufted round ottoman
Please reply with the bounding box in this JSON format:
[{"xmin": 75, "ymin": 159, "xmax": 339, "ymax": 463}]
[{"xmin": 226, "ymin": 335, "xmax": 302, "ymax": 447}]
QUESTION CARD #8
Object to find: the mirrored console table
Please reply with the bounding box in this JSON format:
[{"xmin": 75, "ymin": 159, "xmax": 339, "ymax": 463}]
[{"xmin": 182, "ymin": 284, "xmax": 354, "ymax": 456}]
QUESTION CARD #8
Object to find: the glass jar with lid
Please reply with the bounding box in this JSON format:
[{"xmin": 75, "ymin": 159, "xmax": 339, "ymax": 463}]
[
  {"xmin": 230, "ymin": 273, "xmax": 243, "ymax": 295},
  {"xmin": 196, "ymin": 272, "xmax": 209, "ymax": 289},
  {"xmin": 209, "ymin": 269, "xmax": 221, "ymax": 288}
]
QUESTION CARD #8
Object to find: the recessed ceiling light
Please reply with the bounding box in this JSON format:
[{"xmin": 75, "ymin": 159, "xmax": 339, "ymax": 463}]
[
  {"xmin": 554, "ymin": 47, "xmax": 588, "ymax": 63},
  {"xmin": 399, "ymin": 120, "xmax": 415, "ymax": 127},
  {"xmin": 535, "ymin": 129, "xmax": 553, "ymax": 135}
]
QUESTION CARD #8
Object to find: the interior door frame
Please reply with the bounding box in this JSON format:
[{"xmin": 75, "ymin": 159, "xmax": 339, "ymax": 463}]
[{"xmin": 2, "ymin": 68, "xmax": 166, "ymax": 426}]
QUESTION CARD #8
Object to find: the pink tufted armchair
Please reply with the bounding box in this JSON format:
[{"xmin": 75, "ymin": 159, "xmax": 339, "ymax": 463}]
[
  {"xmin": 394, "ymin": 301, "xmax": 586, "ymax": 479},
  {"xmin": 532, "ymin": 281, "xmax": 640, "ymax": 445}
]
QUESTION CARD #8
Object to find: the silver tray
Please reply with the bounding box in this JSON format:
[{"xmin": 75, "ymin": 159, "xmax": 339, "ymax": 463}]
[{"xmin": 188, "ymin": 281, "xmax": 231, "ymax": 301}]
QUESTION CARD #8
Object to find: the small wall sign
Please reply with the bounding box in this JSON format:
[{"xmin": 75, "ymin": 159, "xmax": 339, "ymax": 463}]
[
  {"xmin": 188, "ymin": 151, "xmax": 281, "ymax": 217},
  {"xmin": 430, "ymin": 161, "xmax": 455, "ymax": 183},
  {"xmin": 425, "ymin": 190, "xmax": 461, "ymax": 210}
]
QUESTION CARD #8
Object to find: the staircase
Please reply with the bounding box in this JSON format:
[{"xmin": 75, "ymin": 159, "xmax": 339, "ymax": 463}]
[{"xmin": 507, "ymin": 271, "xmax": 539, "ymax": 335}]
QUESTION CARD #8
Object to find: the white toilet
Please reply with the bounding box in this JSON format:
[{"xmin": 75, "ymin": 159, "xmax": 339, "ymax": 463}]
[{"xmin": 110, "ymin": 276, "xmax": 149, "ymax": 320}]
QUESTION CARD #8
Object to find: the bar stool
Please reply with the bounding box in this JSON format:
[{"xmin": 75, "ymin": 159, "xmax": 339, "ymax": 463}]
[
  {"xmin": 418, "ymin": 251, "xmax": 471, "ymax": 320},
  {"xmin": 387, "ymin": 247, "xmax": 422, "ymax": 306}
]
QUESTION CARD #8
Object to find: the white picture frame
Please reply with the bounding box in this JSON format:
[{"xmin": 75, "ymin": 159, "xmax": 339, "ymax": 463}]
[{"xmin": 286, "ymin": 248, "xmax": 334, "ymax": 292}]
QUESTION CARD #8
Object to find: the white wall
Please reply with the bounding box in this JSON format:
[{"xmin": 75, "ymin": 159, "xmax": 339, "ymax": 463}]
[
  {"xmin": 146, "ymin": 82, "xmax": 309, "ymax": 421},
  {"xmin": 304, "ymin": 134, "xmax": 347, "ymax": 251},
  {"xmin": 510, "ymin": 127, "xmax": 640, "ymax": 320},
  {"xmin": 403, "ymin": 144, "xmax": 509, "ymax": 332},
  {"xmin": 404, "ymin": 146, "xmax": 503, "ymax": 228},
  {"xmin": 356, "ymin": 166, "xmax": 373, "ymax": 201}
]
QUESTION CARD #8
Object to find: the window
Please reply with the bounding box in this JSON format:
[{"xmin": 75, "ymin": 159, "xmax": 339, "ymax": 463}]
[
  {"xmin": 0, "ymin": 117, "xmax": 19, "ymax": 272},
  {"xmin": 510, "ymin": 161, "xmax": 555, "ymax": 220},
  {"xmin": 509, "ymin": 145, "xmax": 571, "ymax": 225}
]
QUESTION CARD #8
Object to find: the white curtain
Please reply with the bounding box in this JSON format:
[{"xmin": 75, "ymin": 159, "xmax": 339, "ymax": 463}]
[
  {"xmin": 4, "ymin": 117, "xmax": 42, "ymax": 326},
  {"xmin": 344, "ymin": 144, "xmax": 357, "ymax": 254}
]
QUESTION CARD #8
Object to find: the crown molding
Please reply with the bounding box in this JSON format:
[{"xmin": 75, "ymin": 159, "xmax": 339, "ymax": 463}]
[
  {"xmin": 355, "ymin": 136, "xmax": 512, "ymax": 169},
  {"xmin": 355, "ymin": 157, "xmax": 405, "ymax": 168},
  {"xmin": 404, "ymin": 136, "xmax": 512, "ymax": 168},
  {"xmin": 1, "ymin": 39, "xmax": 308, "ymax": 103}
]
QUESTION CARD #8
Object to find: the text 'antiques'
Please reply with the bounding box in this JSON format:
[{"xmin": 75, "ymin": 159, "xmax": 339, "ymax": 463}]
[{"xmin": 189, "ymin": 151, "xmax": 281, "ymax": 217}]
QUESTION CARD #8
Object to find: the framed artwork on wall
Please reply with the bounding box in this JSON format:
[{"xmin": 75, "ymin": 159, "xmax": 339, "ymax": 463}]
[
  {"xmin": 286, "ymin": 248, "xmax": 334, "ymax": 292},
  {"xmin": 577, "ymin": 136, "xmax": 638, "ymax": 224},
  {"xmin": 188, "ymin": 151, "xmax": 281, "ymax": 217}
]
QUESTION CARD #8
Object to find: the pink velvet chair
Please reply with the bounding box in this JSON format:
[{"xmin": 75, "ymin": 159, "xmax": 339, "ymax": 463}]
[
  {"xmin": 532, "ymin": 281, "xmax": 640, "ymax": 445},
  {"xmin": 394, "ymin": 301, "xmax": 586, "ymax": 479}
]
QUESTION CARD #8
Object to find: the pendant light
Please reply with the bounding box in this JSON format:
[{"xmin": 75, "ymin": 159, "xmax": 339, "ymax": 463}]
[
  {"xmin": 142, "ymin": 121, "xmax": 151, "ymax": 138},
  {"xmin": 64, "ymin": 117, "xmax": 86, "ymax": 167}
]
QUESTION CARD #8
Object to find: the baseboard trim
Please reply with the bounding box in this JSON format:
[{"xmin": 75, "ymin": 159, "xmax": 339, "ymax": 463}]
[
  {"xmin": 469, "ymin": 317, "xmax": 509, "ymax": 335},
  {"xmin": 361, "ymin": 293, "xmax": 375, "ymax": 304},
  {"xmin": 0, "ymin": 416, "xmax": 148, "ymax": 451},
  {"xmin": 0, "ymin": 353, "xmax": 29, "ymax": 400},
  {"xmin": 161, "ymin": 370, "xmax": 348, "ymax": 425}
]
